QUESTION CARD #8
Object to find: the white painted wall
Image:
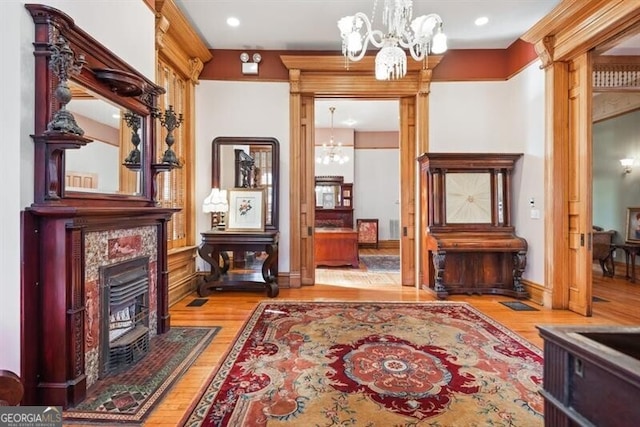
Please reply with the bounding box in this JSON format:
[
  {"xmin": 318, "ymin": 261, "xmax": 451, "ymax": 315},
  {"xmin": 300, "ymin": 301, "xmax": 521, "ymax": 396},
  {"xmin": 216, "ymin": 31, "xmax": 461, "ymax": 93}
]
[
  {"xmin": 1, "ymin": 0, "xmax": 25, "ymax": 375},
  {"xmin": 354, "ymin": 149, "xmax": 400, "ymax": 240},
  {"xmin": 509, "ymin": 61, "xmax": 546, "ymax": 286},
  {"xmin": 2, "ymin": 0, "xmax": 154, "ymax": 375},
  {"xmin": 430, "ymin": 60, "xmax": 546, "ymax": 285},
  {"xmin": 194, "ymin": 81, "xmax": 290, "ymax": 271}
]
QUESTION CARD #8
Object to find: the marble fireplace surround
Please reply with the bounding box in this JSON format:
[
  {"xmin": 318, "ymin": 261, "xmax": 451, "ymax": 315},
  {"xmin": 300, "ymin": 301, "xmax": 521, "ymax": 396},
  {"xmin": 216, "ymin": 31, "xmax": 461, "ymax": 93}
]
[{"xmin": 84, "ymin": 226, "xmax": 158, "ymax": 387}]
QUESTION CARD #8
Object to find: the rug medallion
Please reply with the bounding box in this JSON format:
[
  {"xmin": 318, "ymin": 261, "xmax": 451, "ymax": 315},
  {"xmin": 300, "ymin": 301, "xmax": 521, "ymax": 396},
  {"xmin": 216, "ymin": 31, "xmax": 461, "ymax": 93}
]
[{"xmin": 181, "ymin": 302, "xmax": 543, "ymax": 426}]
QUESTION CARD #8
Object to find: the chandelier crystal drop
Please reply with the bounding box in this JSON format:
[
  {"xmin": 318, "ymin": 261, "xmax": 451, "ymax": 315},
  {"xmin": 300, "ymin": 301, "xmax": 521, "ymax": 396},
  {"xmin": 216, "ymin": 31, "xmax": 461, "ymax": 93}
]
[
  {"xmin": 316, "ymin": 107, "xmax": 349, "ymax": 165},
  {"xmin": 338, "ymin": 0, "xmax": 447, "ymax": 81}
]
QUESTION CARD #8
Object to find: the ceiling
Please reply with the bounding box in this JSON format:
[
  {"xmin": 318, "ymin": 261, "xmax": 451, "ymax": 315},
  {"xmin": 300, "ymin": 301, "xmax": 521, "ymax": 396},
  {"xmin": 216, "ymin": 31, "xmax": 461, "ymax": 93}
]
[
  {"xmin": 174, "ymin": 0, "xmax": 561, "ymax": 132},
  {"xmin": 174, "ymin": 0, "xmax": 561, "ymax": 51}
]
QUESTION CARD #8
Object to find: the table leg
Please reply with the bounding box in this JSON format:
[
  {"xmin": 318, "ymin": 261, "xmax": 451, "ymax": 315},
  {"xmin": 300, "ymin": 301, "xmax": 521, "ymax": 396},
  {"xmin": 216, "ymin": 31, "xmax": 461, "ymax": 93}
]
[
  {"xmin": 198, "ymin": 244, "xmax": 223, "ymax": 296},
  {"xmin": 262, "ymin": 243, "xmax": 279, "ymax": 297},
  {"xmin": 631, "ymin": 251, "xmax": 637, "ymax": 283}
]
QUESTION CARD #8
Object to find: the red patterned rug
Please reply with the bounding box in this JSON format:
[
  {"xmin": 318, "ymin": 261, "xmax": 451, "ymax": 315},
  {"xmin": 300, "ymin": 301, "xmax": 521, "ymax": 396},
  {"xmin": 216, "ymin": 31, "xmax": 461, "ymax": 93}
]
[{"xmin": 180, "ymin": 302, "xmax": 543, "ymax": 426}]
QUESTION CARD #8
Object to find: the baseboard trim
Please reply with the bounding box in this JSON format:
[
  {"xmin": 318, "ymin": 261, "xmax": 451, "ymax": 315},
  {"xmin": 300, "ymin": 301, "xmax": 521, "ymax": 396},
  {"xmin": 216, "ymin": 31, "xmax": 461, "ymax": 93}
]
[
  {"xmin": 521, "ymin": 279, "xmax": 546, "ymax": 306},
  {"xmin": 378, "ymin": 240, "xmax": 399, "ymax": 249}
]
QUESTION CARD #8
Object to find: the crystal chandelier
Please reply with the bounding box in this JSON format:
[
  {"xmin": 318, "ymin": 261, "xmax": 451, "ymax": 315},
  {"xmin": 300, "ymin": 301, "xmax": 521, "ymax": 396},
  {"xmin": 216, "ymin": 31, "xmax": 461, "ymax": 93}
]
[
  {"xmin": 338, "ymin": 0, "xmax": 447, "ymax": 80},
  {"xmin": 316, "ymin": 107, "xmax": 349, "ymax": 165}
]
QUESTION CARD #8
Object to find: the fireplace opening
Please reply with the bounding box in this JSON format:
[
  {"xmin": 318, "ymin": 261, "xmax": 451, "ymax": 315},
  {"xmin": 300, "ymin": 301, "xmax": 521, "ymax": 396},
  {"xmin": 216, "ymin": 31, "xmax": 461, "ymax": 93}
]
[{"xmin": 99, "ymin": 256, "xmax": 150, "ymax": 377}]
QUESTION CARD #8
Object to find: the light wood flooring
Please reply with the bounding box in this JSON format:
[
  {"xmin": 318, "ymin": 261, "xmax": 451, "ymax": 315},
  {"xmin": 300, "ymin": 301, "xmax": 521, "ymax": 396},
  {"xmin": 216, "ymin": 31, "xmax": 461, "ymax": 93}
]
[{"xmin": 145, "ymin": 250, "xmax": 640, "ymax": 426}]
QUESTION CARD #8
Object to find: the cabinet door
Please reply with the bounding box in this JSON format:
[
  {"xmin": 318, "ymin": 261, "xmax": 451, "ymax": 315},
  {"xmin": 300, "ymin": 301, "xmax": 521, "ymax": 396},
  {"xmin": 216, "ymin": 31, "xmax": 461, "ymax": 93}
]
[{"xmin": 342, "ymin": 184, "xmax": 352, "ymax": 207}]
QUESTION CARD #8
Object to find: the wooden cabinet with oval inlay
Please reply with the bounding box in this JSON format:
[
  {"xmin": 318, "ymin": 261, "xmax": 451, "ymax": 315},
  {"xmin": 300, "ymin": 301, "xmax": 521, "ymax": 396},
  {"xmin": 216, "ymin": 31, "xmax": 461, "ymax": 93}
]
[{"xmin": 418, "ymin": 153, "xmax": 528, "ymax": 299}]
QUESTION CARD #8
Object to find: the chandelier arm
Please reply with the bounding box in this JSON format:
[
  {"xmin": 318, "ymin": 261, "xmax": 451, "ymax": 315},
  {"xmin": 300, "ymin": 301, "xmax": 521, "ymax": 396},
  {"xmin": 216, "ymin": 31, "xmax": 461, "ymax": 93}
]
[
  {"xmin": 406, "ymin": 43, "xmax": 428, "ymax": 62},
  {"xmin": 345, "ymin": 12, "xmax": 386, "ymax": 62}
]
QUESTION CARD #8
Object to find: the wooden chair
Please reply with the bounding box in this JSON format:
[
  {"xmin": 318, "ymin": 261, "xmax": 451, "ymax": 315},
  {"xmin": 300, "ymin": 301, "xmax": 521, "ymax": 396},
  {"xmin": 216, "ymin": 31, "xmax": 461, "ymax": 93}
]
[
  {"xmin": 592, "ymin": 227, "xmax": 616, "ymax": 277},
  {"xmin": 0, "ymin": 370, "xmax": 23, "ymax": 406}
]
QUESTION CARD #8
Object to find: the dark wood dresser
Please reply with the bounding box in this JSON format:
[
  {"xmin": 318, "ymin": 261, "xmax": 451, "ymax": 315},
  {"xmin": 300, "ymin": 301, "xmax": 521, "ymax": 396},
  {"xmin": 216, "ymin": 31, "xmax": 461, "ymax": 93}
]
[
  {"xmin": 315, "ymin": 228, "xmax": 359, "ymax": 267},
  {"xmin": 418, "ymin": 153, "xmax": 528, "ymax": 299}
]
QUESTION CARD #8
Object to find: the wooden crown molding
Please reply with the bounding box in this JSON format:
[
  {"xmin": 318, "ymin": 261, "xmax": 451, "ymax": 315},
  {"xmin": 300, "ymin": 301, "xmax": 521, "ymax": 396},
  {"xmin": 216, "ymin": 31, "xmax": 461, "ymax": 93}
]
[
  {"xmin": 593, "ymin": 92, "xmax": 640, "ymax": 122},
  {"xmin": 280, "ymin": 55, "xmax": 440, "ymax": 96},
  {"xmin": 280, "ymin": 55, "xmax": 443, "ymax": 73},
  {"xmin": 155, "ymin": 0, "xmax": 212, "ymax": 82},
  {"xmin": 523, "ymin": 0, "xmax": 640, "ymax": 63}
]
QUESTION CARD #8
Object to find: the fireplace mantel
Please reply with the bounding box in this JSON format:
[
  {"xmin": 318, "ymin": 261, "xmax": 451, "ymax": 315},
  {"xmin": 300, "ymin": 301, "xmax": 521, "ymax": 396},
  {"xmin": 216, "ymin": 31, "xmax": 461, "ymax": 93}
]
[
  {"xmin": 21, "ymin": 4, "xmax": 180, "ymax": 407},
  {"xmin": 22, "ymin": 206, "xmax": 177, "ymax": 407}
]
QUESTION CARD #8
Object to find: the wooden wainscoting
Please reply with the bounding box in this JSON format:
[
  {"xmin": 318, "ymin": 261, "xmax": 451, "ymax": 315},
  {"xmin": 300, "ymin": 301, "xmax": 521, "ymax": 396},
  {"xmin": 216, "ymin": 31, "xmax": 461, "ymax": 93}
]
[{"xmin": 167, "ymin": 246, "xmax": 199, "ymax": 306}]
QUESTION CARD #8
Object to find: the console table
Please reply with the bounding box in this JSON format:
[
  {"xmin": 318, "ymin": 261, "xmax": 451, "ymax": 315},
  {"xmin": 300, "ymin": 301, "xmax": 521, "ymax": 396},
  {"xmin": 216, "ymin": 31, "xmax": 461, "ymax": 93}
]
[
  {"xmin": 614, "ymin": 243, "xmax": 640, "ymax": 282},
  {"xmin": 197, "ymin": 230, "xmax": 279, "ymax": 297}
]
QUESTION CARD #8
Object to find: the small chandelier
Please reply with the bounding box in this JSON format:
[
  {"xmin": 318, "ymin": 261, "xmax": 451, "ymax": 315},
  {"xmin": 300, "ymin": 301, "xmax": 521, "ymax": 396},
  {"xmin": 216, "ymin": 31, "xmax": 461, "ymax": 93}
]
[
  {"xmin": 316, "ymin": 107, "xmax": 349, "ymax": 165},
  {"xmin": 338, "ymin": 0, "xmax": 447, "ymax": 81}
]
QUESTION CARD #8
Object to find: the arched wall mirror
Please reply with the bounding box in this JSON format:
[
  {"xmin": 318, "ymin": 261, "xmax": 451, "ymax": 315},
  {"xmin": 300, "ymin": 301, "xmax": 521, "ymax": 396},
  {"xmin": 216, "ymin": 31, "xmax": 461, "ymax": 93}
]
[{"xmin": 212, "ymin": 137, "xmax": 280, "ymax": 230}]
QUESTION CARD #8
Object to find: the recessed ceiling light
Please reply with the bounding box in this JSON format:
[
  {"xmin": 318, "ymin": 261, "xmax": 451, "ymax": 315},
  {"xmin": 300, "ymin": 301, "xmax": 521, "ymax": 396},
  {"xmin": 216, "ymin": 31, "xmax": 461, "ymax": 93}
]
[
  {"xmin": 344, "ymin": 119, "xmax": 357, "ymax": 127},
  {"xmin": 475, "ymin": 16, "xmax": 489, "ymax": 26},
  {"xmin": 227, "ymin": 17, "xmax": 240, "ymax": 27}
]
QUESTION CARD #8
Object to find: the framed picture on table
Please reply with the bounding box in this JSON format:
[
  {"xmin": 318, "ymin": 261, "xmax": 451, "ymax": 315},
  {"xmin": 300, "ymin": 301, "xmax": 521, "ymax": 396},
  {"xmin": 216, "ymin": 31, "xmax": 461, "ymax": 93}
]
[
  {"xmin": 625, "ymin": 207, "xmax": 640, "ymax": 243},
  {"xmin": 322, "ymin": 192, "xmax": 335, "ymax": 209},
  {"xmin": 226, "ymin": 188, "xmax": 265, "ymax": 231}
]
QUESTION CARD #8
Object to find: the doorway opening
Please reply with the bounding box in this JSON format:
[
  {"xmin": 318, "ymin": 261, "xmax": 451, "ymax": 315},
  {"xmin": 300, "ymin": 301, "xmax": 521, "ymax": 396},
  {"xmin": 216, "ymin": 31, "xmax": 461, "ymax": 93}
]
[{"xmin": 313, "ymin": 99, "xmax": 401, "ymax": 289}]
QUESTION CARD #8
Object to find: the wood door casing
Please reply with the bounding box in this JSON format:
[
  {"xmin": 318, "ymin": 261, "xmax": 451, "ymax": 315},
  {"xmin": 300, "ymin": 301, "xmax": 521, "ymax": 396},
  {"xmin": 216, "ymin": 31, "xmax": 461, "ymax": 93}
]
[
  {"xmin": 399, "ymin": 97, "xmax": 416, "ymax": 286},
  {"xmin": 281, "ymin": 55, "xmax": 440, "ymax": 288},
  {"xmin": 567, "ymin": 53, "xmax": 593, "ymax": 316},
  {"xmin": 522, "ymin": 0, "xmax": 640, "ymax": 314}
]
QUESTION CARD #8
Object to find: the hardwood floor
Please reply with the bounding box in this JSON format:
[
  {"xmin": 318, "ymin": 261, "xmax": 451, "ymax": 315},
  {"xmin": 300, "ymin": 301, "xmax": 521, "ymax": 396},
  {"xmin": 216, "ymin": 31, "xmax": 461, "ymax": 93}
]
[{"xmin": 144, "ymin": 253, "xmax": 640, "ymax": 426}]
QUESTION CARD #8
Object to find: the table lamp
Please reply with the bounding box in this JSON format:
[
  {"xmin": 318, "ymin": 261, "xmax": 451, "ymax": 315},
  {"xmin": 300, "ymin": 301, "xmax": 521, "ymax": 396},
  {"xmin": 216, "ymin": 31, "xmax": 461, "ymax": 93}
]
[{"xmin": 203, "ymin": 188, "xmax": 229, "ymax": 229}]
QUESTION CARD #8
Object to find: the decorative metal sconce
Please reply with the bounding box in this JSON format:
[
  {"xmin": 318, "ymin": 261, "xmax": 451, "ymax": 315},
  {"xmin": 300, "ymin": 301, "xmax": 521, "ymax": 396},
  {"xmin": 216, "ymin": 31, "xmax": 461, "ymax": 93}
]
[
  {"xmin": 620, "ymin": 158, "xmax": 634, "ymax": 174},
  {"xmin": 123, "ymin": 111, "xmax": 142, "ymax": 169},
  {"xmin": 240, "ymin": 52, "xmax": 262, "ymax": 75},
  {"xmin": 46, "ymin": 36, "xmax": 87, "ymax": 135},
  {"xmin": 152, "ymin": 105, "xmax": 183, "ymax": 168}
]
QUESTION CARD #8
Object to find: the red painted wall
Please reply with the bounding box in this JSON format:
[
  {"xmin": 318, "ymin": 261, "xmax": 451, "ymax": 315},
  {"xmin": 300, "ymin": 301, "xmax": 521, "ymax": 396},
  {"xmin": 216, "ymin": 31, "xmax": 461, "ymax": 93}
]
[{"xmin": 199, "ymin": 40, "xmax": 539, "ymax": 82}]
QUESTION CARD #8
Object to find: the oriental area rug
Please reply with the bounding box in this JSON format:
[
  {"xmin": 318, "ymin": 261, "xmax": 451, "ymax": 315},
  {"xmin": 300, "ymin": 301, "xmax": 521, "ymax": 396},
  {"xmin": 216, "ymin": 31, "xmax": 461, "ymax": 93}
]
[
  {"xmin": 359, "ymin": 254, "xmax": 400, "ymax": 272},
  {"xmin": 181, "ymin": 302, "xmax": 543, "ymax": 426},
  {"xmin": 64, "ymin": 326, "xmax": 219, "ymax": 425}
]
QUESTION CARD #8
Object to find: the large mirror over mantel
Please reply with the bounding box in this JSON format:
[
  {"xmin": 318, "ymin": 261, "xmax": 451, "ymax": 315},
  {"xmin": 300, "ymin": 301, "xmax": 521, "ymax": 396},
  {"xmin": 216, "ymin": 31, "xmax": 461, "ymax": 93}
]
[
  {"xmin": 26, "ymin": 2, "xmax": 166, "ymax": 207},
  {"xmin": 65, "ymin": 82, "xmax": 143, "ymax": 195},
  {"xmin": 211, "ymin": 137, "xmax": 280, "ymax": 230}
]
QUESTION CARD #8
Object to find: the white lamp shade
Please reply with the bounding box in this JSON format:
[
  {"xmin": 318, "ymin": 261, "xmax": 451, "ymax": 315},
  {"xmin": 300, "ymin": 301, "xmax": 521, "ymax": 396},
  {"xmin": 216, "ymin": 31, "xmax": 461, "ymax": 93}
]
[
  {"xmin": 431, "ymin": 29, "xmax": 448, "ymax": 54},
  {"xmin": 202, "ymin": 188, "xmax": 220, "ymax": 213},
  {"xmin": 203, "ymin": 188, "xmax": 229, "ymax": 213}
]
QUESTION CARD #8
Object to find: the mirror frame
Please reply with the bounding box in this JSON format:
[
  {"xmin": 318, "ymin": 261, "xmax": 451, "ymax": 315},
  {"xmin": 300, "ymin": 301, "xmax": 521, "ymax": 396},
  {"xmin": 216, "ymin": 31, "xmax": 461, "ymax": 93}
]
[
  {"xmin": 212, "ymin": 137, "xmax": 280, "ymax": 231},
  {"xmin": 27, "ymin": 4, "xmax": 164, "ymax": 207}
]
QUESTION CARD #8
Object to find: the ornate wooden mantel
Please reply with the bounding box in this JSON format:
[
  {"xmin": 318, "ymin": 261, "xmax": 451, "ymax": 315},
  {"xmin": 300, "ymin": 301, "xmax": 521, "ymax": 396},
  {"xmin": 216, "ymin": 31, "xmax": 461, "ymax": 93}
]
[{"xmin": 22, "ymin": 206, "xmax": 177, "ymax": 407}]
